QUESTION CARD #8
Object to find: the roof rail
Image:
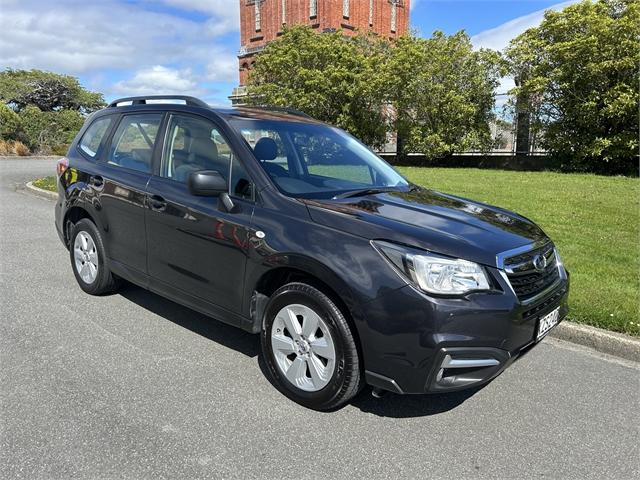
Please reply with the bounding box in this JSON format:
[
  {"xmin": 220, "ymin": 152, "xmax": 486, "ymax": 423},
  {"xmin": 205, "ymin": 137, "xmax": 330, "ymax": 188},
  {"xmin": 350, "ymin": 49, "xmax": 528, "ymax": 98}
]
[
  {"xmin": 108, "ymin": 95, "xmax": 209, "ymax": 108},
  {"xmin": 246, "ymin": 105, "xmax": 311, "ymax": 118}
]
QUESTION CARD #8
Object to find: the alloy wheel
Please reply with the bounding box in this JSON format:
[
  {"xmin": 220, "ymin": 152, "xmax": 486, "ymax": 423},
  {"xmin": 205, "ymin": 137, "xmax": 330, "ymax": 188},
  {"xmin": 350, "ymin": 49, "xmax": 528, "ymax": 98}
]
[
  {"xmin": 270, "ymin": 304, "xmax": 336, "ymax": 392},
  {"xmin": 73, "ymin": 231, "xmax": 98, "ymax": 284}
]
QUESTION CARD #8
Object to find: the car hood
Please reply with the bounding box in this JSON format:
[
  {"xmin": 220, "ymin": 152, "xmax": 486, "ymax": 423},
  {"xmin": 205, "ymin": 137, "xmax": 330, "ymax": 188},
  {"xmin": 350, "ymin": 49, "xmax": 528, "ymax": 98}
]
[{"xmin": 303, "ymin": 188, "xmax": 548, "ymax": 267}]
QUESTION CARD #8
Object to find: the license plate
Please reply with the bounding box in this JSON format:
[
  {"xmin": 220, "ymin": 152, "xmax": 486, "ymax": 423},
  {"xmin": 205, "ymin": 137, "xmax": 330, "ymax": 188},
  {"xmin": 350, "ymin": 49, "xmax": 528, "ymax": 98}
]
[{"xmin": 537, "ymin": 307, "xmax": 560, "ymax": 341}]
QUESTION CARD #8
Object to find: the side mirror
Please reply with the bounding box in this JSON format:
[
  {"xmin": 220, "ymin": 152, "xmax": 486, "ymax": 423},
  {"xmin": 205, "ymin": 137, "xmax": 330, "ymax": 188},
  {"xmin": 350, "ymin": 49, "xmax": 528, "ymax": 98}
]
[{"xmin": 188, "ymin": 170, "xmax": 227, "ymax": 197}]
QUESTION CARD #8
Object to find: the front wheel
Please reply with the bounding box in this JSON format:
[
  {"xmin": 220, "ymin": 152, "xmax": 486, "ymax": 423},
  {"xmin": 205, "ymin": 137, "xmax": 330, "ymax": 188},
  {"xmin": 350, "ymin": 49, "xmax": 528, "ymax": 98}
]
[{"xmin": 261, "ymin": 282, "xmax": 362, "ymax": 410}]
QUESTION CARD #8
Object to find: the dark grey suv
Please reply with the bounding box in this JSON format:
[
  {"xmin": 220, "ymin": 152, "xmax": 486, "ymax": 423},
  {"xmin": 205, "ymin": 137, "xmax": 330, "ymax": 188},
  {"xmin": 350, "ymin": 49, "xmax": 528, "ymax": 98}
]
[{"xmin": 55, "ymin": 95, "xmax": 569, "ymax": 410}]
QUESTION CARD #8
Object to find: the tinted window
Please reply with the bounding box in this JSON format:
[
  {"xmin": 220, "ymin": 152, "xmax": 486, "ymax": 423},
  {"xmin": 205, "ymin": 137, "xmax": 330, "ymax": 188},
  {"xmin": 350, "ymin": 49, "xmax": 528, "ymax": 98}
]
[
  {"xmin": 230, "ymin": 156, "xmax": 253, "ymax": 200},
  {"xmin": 230, "ymin": 119, "xmax": 408, "ymax": 199},
  {"xmin": 237, "ymin": 127, "xmax": 290, "ymax": 172},
  {"xmin": 79, "ymin": 116, "xmax": 112, "ymax": 158},
  {"xmin": 108, "ymin": 114, "xmax": 162, "ymax": 174},
  {"xmin": 292, "ymin": 131, "xmax": 374, "ymax": 184},
  {"xmin": 162, "ymin": 115, "xmax": 232, "ymax": 184}
]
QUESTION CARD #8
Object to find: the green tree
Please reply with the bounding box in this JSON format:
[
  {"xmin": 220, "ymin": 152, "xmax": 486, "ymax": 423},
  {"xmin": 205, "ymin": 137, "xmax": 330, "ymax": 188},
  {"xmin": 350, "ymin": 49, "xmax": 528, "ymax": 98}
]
[
  {"xmin": 247, "ymin": 26, "xmax": 391, "ymax": 149},
  {"xmin": 506, "ymin": 0, "xmax": 640, "ymax": 174},
  {"xmin": 385, "ymin": 32, "xmax": 503, "ymax": 159},
  {"xmin": 0, "ymin": 69, "xmax": 102, "ymax": 153},
  {"xmin": 0, "ymin": 69, "xmax": 104, "ymax": 112}
]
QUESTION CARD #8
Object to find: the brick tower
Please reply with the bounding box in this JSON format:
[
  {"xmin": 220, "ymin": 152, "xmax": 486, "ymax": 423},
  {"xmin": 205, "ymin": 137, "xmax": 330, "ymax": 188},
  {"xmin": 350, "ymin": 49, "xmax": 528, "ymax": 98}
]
[{"xmin": 230, "ymin": 0, "xmax": 410, "ymax": 103}]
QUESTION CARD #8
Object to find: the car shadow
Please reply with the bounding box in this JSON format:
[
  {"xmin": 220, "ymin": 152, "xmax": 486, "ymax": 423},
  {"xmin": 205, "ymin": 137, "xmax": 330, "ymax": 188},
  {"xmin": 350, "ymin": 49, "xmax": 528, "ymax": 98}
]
[
  {"xmin": 118, "ymin": 283, "xmax": 484, "ymax": 418},
  {"xmin": 350, "ymin": 385, "xmax": 485, "ymax": 418},
  {"xmin": 118, "ymin": 283, "xmax": 260, "ymax": 358}
]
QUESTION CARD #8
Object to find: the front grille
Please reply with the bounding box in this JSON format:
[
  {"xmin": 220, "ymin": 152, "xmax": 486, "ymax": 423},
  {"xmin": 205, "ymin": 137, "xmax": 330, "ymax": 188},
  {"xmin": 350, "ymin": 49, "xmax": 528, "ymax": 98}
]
[
  {"xmin": 504, "ymin": 243, "xmax": 560, "ymax": 302},
  {"xmin": 522, "ymin": 285, "xmax": 567, "ymax": 321}
]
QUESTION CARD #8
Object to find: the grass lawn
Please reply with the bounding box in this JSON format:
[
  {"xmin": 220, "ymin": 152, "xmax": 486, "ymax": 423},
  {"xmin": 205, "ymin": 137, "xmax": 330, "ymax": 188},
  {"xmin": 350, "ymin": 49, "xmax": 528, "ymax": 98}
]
[
  {"xmin": 398, "ymin": 167, "xmax": 639, "ymax": 336},
  {"xmin": 32, "ymin": 175, "xmax": 56, "ymax": 192},
  {"xmin": 33, "ymin": 169, "xmax": 639, "ymax": 335}
]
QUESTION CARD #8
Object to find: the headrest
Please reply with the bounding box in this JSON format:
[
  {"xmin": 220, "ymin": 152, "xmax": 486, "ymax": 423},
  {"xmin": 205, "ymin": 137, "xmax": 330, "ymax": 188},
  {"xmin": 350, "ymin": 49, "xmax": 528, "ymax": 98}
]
[
  {"xmin": 254, "ymin": 137, "xmax": 278, "ymax": 161},
  {"xmin": 189, "ymin": 137, "xmax": 218, "ymax": 159}
]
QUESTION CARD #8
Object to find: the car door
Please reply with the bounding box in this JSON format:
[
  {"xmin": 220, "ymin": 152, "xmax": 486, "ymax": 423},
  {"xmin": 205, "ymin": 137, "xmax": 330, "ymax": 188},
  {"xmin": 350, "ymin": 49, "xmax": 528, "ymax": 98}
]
[
  {"xmin": 145, "ymin": 112, "xmax": 256, "ymax": 316},
  {"xmin": 96, "ymin": 112, "xmax": 163, "ymax": 279}
]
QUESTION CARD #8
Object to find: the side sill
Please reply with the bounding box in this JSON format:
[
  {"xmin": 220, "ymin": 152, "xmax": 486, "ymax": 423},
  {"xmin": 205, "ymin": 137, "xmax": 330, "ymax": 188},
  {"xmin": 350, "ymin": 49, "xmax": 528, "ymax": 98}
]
[
  {"xmin": 148, "ymin": 277, "xmax": 255, "ymax": 333},
  {"xmin": 110, "ymin": 259, "xmax": 256, "ymax": 334}
]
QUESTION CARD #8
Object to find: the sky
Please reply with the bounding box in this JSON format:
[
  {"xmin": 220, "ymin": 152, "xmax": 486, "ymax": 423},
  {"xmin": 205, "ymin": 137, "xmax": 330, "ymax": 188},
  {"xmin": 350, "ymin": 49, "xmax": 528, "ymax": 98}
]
[{"xmin": 0, "ymin": 0, "xmax": 578, "ymax": 106}]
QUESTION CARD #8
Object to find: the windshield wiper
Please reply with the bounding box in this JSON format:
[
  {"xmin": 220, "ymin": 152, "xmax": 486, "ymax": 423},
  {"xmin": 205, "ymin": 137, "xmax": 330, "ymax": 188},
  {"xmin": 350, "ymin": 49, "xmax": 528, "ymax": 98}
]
[{"xmin": 332, "ymin": 187, "xmax": 400, "ymax": 199}]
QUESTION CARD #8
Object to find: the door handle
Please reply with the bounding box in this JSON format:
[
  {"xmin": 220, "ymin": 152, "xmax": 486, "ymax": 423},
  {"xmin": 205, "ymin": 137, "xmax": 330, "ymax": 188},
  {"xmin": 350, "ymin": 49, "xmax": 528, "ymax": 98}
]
[
  {"xmin": 89, "ymin": 175, "xmax": 104, "ymax": 188},
  {"xmin": 148, "ymin": 194, "xmax": 167, "ymax": 212}
]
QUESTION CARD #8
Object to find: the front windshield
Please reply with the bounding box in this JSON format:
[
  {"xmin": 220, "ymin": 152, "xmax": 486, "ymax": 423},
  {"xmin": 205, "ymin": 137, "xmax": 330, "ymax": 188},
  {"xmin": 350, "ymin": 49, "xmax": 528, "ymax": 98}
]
[{"xmin": 230, "ymin": 118, "xmax": 409, "ymax": 199}]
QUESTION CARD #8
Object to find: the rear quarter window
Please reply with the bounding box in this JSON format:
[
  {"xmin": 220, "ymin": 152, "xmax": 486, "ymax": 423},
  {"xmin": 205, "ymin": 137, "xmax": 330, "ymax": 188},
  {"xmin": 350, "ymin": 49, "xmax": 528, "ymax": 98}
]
[{"xmin": 79, "ymin": 116, "xmax": 113, "ymax": 159}]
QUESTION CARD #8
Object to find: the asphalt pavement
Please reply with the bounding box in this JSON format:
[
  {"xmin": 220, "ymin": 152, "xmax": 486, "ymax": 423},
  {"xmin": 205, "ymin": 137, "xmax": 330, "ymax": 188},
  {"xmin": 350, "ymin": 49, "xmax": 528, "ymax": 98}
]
[{"xmin": 1, "ymin": 157, "xmax": 638, "ymax": 479}]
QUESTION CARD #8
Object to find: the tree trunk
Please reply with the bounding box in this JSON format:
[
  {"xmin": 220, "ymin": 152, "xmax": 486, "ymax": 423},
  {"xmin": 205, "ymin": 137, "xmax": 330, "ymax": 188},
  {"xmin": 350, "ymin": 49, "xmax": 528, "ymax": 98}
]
[
  {"xmin": 395, "ymin": 131, "xmax": 406, "ymax": 164},
  {"xmin": 515, "ymin": 75, "xmax": 531, "ymax": 156}
]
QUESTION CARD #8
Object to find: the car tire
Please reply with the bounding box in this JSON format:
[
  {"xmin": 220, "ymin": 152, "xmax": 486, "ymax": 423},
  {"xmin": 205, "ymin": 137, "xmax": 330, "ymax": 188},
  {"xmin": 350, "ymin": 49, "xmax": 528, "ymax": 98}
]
[
  {"xmin": 261, "ymin": 282, "xmax": 362, "ymax": 411},
  {"xmin": 69, "ymin": 218, "xmax": 120, "ymax": 295}
]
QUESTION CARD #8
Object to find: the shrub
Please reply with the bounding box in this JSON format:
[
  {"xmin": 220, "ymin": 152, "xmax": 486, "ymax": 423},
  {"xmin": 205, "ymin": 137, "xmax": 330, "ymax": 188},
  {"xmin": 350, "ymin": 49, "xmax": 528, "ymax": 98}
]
[
  {"xmin": 51, "ymin": 144, "xmax": 70, "ymax": 156},
  {"xmin": 0, "ymin": 104, "xmax": 21, "ymax": 140},
  {"xmin": 0, "ymin": 139, "xmax": 31, "ymax": 156},
  {"xmin": 13, "ymin": 141, "xmax": 30, "ymax": 156},
  {"xmin": 18, "ymin": 106, "xmax": 83, "ymax": 151}
]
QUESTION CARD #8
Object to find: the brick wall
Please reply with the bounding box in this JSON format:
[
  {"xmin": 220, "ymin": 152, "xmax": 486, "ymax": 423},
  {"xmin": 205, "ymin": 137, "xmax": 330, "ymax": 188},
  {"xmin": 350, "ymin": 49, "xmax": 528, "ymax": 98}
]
[{"xmin": 238, "ymin": 0, "xmax": 410, "ymax": 85}]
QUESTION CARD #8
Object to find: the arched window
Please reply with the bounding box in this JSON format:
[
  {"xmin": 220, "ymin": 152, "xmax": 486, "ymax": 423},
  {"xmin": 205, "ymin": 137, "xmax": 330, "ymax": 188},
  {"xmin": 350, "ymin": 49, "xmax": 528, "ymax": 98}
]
[
  {"xmin": 390, "ymin": 0, "xmax": 399, "ymax": 33},
  {"xmin": 369, "ymin": 0, "xmax": 374, "ymax": 26},
  {"xmin": 254, "ymin": 0, "xmax": 262, "ymax": 31}
]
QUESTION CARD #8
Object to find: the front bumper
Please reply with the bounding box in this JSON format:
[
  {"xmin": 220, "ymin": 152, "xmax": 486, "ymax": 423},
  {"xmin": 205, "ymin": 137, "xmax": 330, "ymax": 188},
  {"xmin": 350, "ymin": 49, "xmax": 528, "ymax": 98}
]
[{"xmin": 356, "ymin": 266, "xmax": 570, "ymax": 394}]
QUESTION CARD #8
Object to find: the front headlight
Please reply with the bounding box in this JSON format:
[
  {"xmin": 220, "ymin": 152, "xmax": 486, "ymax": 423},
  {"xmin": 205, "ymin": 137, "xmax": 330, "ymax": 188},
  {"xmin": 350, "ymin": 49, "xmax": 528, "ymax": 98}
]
[{"xmin": 372, "ymin": 240, "xmax": 491, "ymax": 295}]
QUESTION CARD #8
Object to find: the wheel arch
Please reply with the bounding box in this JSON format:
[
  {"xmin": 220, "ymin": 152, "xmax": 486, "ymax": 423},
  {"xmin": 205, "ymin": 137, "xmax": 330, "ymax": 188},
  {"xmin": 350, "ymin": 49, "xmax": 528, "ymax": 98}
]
[
  {"xmin": 63, "ymin": 205, "xmax": 97, "ymax": 246},
  {"xmin": 249, "ymin": 258, "xmax": 364, "ymax": 366}
]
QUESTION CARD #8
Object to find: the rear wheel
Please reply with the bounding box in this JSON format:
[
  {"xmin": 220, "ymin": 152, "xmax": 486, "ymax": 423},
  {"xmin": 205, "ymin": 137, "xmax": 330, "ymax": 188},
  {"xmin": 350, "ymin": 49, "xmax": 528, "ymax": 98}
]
[
  {"xmin": 69, "ymin": 218, "xmax": 119, "ymax": 295},
  {"xmin": 261, "ymin": 282, "xmax": 362, "ymax": 410}
]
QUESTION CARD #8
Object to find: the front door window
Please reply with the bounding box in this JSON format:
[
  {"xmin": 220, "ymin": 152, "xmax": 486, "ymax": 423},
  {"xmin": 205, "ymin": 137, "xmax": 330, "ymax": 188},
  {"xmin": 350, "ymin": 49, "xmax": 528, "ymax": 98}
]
[{"xmin": 162, "ymin": 115, "xmax": 232, "ymax": 183}]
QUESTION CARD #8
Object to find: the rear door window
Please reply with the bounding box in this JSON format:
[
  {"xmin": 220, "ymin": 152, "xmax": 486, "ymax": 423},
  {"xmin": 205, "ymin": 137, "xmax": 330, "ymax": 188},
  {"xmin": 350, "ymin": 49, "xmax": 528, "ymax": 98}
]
[
  {"xmin": 107, "ymin": 114, "xmax": 163, "ymax": 174},
  {"xmin": 78, "ymin": 116, "xmax": 113, "ymax": 159}
]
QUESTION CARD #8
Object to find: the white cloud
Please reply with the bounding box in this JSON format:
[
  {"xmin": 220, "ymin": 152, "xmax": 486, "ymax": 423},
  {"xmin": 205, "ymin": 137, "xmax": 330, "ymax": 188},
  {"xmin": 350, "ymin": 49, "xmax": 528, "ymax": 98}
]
[
  {"xmin": 0, "ymin": 0, "xmax": 240, "ymax": 104},
  {"xmin": 162, "ymin": 0, "xmax": 240, "ymax": 34},
  {"xmin": 0, "ymin": 0, "xmax": 238, "ymax": 76},
  {"xmin": 497, "ymin": 77, "xmax": 516, "ymax": 95},
  {"xmin": 205, "ymin": 53, "xmax": 238, "ymax": 82},
  {"xmin": 113, "ymin": 66, "xmax": 198, "ymax": 95},
  {"xmin": 1, "ymin": 1, "xmax": 189, "ymax": 73},
  {"xmin": 469, "ymin": 0, "xmax": 579, "ymax": 104},
  {"xmin": 471, "ymin": 0, "xmax": 578, "ymax": 51}
]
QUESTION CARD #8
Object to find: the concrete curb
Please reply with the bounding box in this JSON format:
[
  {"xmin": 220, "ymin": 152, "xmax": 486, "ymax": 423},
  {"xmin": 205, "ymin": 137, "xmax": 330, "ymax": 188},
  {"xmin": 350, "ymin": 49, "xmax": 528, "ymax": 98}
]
[
  {"xmin": 550, "ymin": 320, "xmax": 640, "ymax": 363},
  {"xmin": 22, "ymin": 178, "xmax": 640, "ymax": 363},
  {"xmin": 25, "ymin": 181, "xmax": 57, "ymax": 200},
  {"xmin": 0, "ymin": 155, "xmax": 60, "ymax": 161}
]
